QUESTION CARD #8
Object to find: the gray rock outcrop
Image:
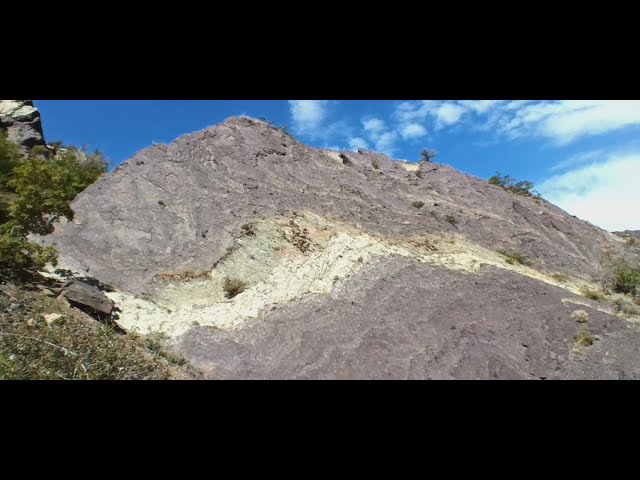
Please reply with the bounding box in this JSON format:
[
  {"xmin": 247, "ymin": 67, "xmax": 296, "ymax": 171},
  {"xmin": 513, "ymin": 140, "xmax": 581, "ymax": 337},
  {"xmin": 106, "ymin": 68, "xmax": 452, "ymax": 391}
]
[{"xmin": 0, "ymin": 100, "xmax": 46, "ymax": 149}]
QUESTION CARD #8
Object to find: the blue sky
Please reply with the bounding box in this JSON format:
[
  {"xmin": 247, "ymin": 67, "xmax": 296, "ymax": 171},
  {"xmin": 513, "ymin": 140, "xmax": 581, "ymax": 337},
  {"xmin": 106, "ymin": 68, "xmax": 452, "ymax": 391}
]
[{"xmin": 34, "ymin": 100, "xmax": 640, "ymax": 232}]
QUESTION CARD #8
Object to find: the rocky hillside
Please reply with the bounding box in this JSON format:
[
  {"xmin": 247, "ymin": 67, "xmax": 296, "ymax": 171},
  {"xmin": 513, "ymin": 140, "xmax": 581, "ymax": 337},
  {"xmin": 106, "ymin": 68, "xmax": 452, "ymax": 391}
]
[
  {"xmin": 0, "ymin": 100, "xmax": 45, "ymax": 150},
  {"xmin": 42, "ymin": 117, "xmax": 640, "ymax": 379}
]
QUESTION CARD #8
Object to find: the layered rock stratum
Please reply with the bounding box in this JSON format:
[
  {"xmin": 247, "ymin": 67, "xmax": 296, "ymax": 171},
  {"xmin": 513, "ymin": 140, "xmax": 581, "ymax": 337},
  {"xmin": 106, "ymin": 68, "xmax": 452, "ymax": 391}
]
[{"xmin": 44, "ymin": 117, "xmax": 640, "ymax": 379}]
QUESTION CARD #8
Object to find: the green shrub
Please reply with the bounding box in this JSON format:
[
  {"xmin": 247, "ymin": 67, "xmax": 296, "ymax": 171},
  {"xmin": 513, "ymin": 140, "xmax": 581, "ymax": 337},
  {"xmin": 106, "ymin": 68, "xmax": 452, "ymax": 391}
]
[
  {"xmin": 0, "ymin": 225, "xmax": 57, "ymax": 280},
  {"xmin": 9, "ymin": 151, "xmax": 106, "ymax": 235},
  {"xmin": 445, "ymin": 214, "xmax": 457, "ymax": 226},
  {"xmin": 0, "ymin": 138, "xmax": 107, "ymax": 281},
  {"xmin": 0, "ymin": 132, "xmax": 22, "ymax": 190},
  {"xmin": 488, "ymin": 173, "xmax": 539, "ymax": 198},
  {"xmin": 412, "ymin": 201, "xmax": 425, "ymax": 209},
  {"xmin": 626, "ymin": 237, "xmax": 637, "ymax": 246},
  {"xmin": 612, "ymin": 261, "xmax": 640, "ymax": 296}
]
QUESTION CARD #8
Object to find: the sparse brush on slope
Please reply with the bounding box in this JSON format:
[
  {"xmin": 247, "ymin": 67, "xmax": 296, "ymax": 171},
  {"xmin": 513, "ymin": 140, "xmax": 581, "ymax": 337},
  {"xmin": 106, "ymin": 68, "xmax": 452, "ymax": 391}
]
[
  {"xmin": 488, "ymin": 173, "xmax": 539, "ymax": 198},
  {"xmin": 497, "ymin": 249, "xmax": 531, "ymax": 266}
]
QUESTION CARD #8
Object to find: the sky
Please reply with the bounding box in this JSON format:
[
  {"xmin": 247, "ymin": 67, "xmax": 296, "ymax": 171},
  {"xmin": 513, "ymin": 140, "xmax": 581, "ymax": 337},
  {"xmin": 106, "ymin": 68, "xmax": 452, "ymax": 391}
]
[{"xmin": 34, "ymin": 100, "xmax": 640, "ymax": 232}]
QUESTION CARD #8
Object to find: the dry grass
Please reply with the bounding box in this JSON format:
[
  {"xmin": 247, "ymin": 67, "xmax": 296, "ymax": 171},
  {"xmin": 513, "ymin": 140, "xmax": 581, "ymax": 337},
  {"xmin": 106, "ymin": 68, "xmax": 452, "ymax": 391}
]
[
  {"xmin": 223, "ymin": 277, "xmax": 246, "ymax": 299},
  {"xmin": 497, "ymin": 249, "xmax": 531, "ymax": 266},
  {"xmin": 444, "ymin": 214, "xmax": 457, "ymax": 226},
  {"xmin": 570, "ymin": 310, "xmax": 589, "ymax": 323},
  {"xmin": 573, "ymin": 329, "xmax": 599, "ymax": 352},
  {"xmin": 551, "ymin": 273, "xmax": 570, "ymax": 283},
  {"xmin": 610, "ymin": 293, "xmax": 640, "ymax": 316},
  {"xmin": 288, "ymin": 220, "xmax": 312, "ymax": 253},
  {"xmin": 580, "ymin": 287, "xmax": 605, "ymax": 301},
  {"xmin": 155, "ymin": 270, "xmax": 211, "ymax": 282},
  {"xmin": 0, "ymin": 290, "xmax": 198, "ymax": 380}
]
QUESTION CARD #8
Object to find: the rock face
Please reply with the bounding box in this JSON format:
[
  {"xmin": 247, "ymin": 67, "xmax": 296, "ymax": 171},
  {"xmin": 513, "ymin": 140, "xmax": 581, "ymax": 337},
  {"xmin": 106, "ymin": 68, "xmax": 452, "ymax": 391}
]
[
  {"xmin": 45, "ymin": 117, "xmax": 640, "ymax": 379},
  {"xmin": 0, "ymin": 100, "xmax": 46, "ymax": 149}
]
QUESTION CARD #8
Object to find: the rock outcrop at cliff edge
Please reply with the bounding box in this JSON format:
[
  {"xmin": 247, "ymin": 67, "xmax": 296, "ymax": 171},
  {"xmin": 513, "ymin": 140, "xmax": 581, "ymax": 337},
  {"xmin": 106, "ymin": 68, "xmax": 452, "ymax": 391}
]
[
  {"xmin": 0, "ymin": 100, "xmax": 45, "ymax": 149},
  {"xmin": 44, "ymin": 117, "xmax": 640, "ymax": 379}
]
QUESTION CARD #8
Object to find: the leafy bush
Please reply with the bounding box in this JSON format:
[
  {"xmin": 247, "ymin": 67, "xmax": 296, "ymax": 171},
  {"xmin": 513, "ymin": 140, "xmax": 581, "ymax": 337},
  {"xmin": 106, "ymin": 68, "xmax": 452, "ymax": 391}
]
[
  {"xmin": 0, "ymin": 132, "xmax": 22, "ymax": 190},
  {"xmin": 444, "ymin": 214, "xmax": 457, "ymax": 226},
  {"xmin": 0, "ymin": 225, "xmax": 57, "ymax": 280},
  {"xmin": 412, "ymin": 201, "xmax": 425, "ymax": 209},
  {"xmin": 611, "ymin": 261, "xmax": 640, "ymax": 296},
  {"xmin": 9, "ymin": 151, "xmax": 106, "ymax": 235},
  {"xmin": 488, "ymin": 173, "xmax": 539, "ymax": 198},
  {"xmin": 0, "ymin": 136, "xmax": 108, "ymax": 281}
]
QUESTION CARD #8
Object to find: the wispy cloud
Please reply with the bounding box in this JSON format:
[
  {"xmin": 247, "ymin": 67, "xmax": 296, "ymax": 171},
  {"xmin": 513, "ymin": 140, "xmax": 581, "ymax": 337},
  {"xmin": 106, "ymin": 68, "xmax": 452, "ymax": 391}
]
[
  {"xmin": 550, "ymin": 149, "xmax": 606, "ymax": 172},
  {"xmin": 348, "ymin": 137, "xmax": 368, "ymax": 150},
  {"xmin": 362, "ymin": 117, "xmax": 386, "ymax": 133},
  {"xmin": 289, "ymin": 100, "xmax": 329, "ymax": 134},
  {"xmin": 458, "ymin": 100, "xmax": 501, "ymax": 114},
  {"xmin": 399, "ymin": 123, "xmax": 427, "ymax": 140},
  {"xmin": 538, "ymin": 152, "xmax": 640, "ymax": 231},
  {"xmin": 434, "ymin": 102, "xmax": 466, "ymax": 129},
  {"xmin": 488, "ymin": 100, "xmax": 640, "ymax": 145},
  {"xmin": 361, "ymin": 117, "xmax": 398, "ymax": 155}
]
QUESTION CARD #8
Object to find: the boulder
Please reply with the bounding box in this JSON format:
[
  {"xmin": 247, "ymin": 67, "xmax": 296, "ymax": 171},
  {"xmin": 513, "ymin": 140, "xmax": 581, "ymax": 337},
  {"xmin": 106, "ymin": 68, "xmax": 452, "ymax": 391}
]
[{"xmin": 61, "ymin": 280, "xmax": 113, "ymax": 314}]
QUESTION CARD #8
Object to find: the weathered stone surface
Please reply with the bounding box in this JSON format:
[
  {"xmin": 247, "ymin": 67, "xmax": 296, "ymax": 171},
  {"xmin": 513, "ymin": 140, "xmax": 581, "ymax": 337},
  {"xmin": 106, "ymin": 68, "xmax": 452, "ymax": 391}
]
[
  {"xmin": 61, "ymin": 280, "xmax": 113, "ymax": 314},
  {"xmin": 0, "ymin": 100, "xmax": 45, "ymax": 149},
  {"xmin": 42, "ymin": 116, "xmax": 640, "ymax": 379},
  {"xmin": 47, "ymin": 117, "xmax": 625, "ymax": 294},
  {"xmin": 180, "ymin": 260, "xmax": 640, "ymax": 380}
]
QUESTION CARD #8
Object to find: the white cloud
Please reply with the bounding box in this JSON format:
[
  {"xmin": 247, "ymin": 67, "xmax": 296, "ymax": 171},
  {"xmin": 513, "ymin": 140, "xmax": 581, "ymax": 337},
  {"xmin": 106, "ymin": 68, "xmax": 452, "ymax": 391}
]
[
  {"xmin": 392, "ymin": 100, "xmax": 640, "ymax": 146},
  {"xmin": 538, "ymin": 153, "xmax": 640, "ymax": 231},
  {"xmin": 289, "ymin": 100, "xmax": 329, "ymax": 133},
  {"xmin": 373, "ymin": 131, "xmax": 398, "ymax": 154},
  {"xmin": 360, "ymin": 117, "xmax": 398, "ymax": 155},
  {"xmin": 435, "ymin": 103, "xmax": 466, "ymax": 129},
  {"xmin": 458, "ymin": 100, "xmax": 501, "ymax": 114},
  {"xmin": 394, "ymin": 100, "xmax": 477, "ymax": 133},
  {"xmin": 394, "ymin": 101, "xmax": 435, "ymax": 123},
  {"xmin": 362, "ymin": 117, "xmax": 386, "ymax": 133},
  {"xmin": 486, "ymin": 100, "xmax": 640, "ymax": 145},
  {"xmin": 348, "ymin": 137, "xmax": 368, "ymax": 150},
  {"xmin": 400, "ymin": 123, "xmax": 427, "ymax": 140}
]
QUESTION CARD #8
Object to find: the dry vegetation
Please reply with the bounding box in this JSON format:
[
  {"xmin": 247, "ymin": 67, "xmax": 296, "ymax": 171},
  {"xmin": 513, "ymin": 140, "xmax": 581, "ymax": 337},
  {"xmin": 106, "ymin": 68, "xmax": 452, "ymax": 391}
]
[{"xmin": 0, "ymin": 289, "xmax": 200, "ymax": 380}]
